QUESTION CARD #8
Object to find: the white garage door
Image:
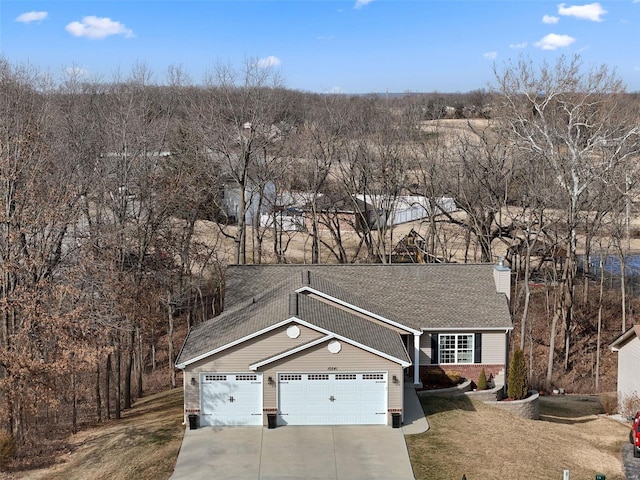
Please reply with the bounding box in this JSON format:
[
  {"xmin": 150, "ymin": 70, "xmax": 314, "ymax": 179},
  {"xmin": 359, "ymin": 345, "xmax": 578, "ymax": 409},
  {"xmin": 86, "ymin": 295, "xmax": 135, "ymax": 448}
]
[
  {"xmin": 278, "ymin": 372, "xmax": 387, "ymax": 425},
  {"xmin": 200, "ymin": 373, "xmax": 262, "ymax": 426}
]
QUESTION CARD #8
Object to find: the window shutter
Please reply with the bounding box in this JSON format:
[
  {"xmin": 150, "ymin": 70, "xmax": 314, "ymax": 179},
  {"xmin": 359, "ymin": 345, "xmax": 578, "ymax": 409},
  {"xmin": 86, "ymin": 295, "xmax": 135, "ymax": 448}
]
[
  {"xmin": 474, "ymin": 333, "xmax": 482, "ymax": 364},
  {"xmin": 431, "ymin": 333, "xmax": 439, "ymax": 364}
]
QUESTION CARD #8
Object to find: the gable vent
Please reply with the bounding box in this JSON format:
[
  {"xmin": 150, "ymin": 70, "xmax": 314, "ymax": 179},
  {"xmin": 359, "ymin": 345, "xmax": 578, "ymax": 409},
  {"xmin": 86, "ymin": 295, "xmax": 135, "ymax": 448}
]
[{"xmin": 289, "ymin": 292, "xmax": 298, "ymax": 316}]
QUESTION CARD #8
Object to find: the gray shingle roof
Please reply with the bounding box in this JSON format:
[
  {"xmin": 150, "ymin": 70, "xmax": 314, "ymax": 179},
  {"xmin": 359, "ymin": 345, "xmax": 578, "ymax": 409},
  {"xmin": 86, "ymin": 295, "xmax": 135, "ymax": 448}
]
[
  {"xmin": 177, "ymin": 263, "xmax": 511, "ymax": 366},
  {"xmin": 295, "ymin": 294, "xmax": 410, "ymax": 363},
  {"xmin": 225, "ymin": 264, "xmax": 512, "ymax": 330}
]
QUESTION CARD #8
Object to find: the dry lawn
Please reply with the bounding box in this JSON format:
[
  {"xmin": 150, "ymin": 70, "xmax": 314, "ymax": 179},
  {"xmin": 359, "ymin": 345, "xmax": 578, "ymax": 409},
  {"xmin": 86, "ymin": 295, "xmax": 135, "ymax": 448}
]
[
  {"xmin": 2, "ymin": 388, "xmax": 630, "ymax": 480},
  {"xmin": 1, "ymin": 388, "xmax": 185, "ymax": 480},
  {"xmin": 406, "ymin": 394, "xmax": 630, "ymax": 480}
]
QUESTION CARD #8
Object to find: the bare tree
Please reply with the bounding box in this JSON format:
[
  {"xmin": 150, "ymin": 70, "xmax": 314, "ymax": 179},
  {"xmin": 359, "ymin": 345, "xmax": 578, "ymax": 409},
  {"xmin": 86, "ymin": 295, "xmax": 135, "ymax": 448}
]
[
  {"xmin": 494, "ymin": 54, "xmax": 640, "ymax": 385},
  {"xmin": 0, "ymin": 60, "xmax": 89, "ymax": 441},
  {"xmin": 197, "ymin": 59, "xmax": 290, "ymax": 264}
]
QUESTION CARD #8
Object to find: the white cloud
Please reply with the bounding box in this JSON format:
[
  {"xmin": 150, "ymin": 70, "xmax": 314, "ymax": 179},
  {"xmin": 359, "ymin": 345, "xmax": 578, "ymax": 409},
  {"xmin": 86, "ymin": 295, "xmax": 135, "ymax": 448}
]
[
  {"xmin": 483, "ymin": 51, "xmax": 498, "ymax": 60},
  {"xmin": 543, "ymin": 15, "xmax": 560, "ymax": 24},
  {"xmin": 509, "ymin": 42, "xmax": 528, "ymax": 49},
  {"xmin": 354, "ymin": 0, "xmax": 374, "ymax": 9},
  {"xmin": 534, "ymin": 33, "xmax": 576, "ymax": 50},
  {"xmin": 558, "ymin": 3, "xmax": 606, "ymax": 22},
  {"xmin": 66, "ymin": 16, "xmax": 134, "ymax": 40},
  {"xmin": 16, "ymin": 11, "xmax": 48, "ymax": 23},
  {"xmin": 257, "ymin": 56, "xmax": 281, "ymax": 68}
]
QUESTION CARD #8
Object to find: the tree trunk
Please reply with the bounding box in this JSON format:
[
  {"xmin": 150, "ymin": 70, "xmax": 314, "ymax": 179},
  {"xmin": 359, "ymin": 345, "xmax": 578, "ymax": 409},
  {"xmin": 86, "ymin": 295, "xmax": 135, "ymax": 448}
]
[
  {"xmin": 168, "ymin": 293, "xmax": 176, "ymax": 389},
  {"xmin": 115, "ymin": 341, "xmax": 121, "ymax": 420},
  {"xmin": 124, "ymin": 328, "xmax": 135, "ymax": 409},
  {"xmin": 546, "ymin": 306, "xmax": 559, "ymax": 389},
  {"xmin": 596, "ymin": 254, "xmax": 605, "ymax": 391},
  {"xmin": 311, "ymin": 205, "xmax": 320, "ymax": 264},
  {"xmin": 620, "ymin": 253, "xmax": 627, "ymax": 332},
  {"xmin": 137, "ymin": 326, "xmax": 143, "ymax": 398},
  {"xmin": 106, "ymin": 353, "xmax": 112, "ymax": 421},
  {"xmin": 96, "ymin": 360, "xmax": 102, "ymax": 423},
  {"xmin": 71, "ymin": 369, "xmax": 78, "ymax": 434}
]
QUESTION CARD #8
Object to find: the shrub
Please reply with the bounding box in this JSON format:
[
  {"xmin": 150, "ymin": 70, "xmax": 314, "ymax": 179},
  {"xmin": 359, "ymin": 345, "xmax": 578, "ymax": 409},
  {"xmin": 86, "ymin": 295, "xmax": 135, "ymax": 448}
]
[
  {"xmin": 445, "ymin": 370, "xmax": 462, "ymax": 385},
  {"xmin": 0, "ymin": 432, "xmax": 16, "ymax": 469},
  {"xmin": 619, "ymin": 391, "xmax": 640, "ymax": 417},
  {"xmin": 424, "ymin": 370, "xmax": 447, "ymax": 387},
  {"xmin": 477, "ymin": 368, "xmax": 488, "ymax": 390},
  {"xmin": 507, "ymin": 348, "xmax": 528, "ymax": 400},
  {"xmin": 601, "ymin": 393, "xmax": 619, "ymax": 416}
]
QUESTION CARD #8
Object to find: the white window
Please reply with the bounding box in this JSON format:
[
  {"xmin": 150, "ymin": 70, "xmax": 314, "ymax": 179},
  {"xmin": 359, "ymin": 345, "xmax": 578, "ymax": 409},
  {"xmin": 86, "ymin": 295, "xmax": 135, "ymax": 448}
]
[{"xmin": 439, "ymin": 334, "xmax": 474, "ymax": 364}]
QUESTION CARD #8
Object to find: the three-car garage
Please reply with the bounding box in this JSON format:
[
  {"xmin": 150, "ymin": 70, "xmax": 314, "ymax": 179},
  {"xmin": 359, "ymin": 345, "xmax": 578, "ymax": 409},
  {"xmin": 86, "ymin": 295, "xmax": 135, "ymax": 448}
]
[{"xmin": 199, "ymin": 370, "xmax": 389, "ymax": 427}]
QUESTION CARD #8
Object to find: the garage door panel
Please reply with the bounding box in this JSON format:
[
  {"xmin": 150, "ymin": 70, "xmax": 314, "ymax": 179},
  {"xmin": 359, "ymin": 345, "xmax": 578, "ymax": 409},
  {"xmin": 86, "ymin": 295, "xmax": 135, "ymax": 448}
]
[
  {"xmin": 278, "ymin": 372, "xmax": 387, "ymax": 426},
  {"xmin": 200, "ymin": 373, "xmax": 262, "ymax": 426}
]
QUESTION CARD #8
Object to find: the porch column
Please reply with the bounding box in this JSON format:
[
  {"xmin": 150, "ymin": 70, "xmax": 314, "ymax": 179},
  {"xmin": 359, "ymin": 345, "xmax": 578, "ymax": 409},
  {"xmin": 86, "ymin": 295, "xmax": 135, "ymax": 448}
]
[{"xmin": 413, "ymin": 334, "xmax": 421, "ymax": 385}]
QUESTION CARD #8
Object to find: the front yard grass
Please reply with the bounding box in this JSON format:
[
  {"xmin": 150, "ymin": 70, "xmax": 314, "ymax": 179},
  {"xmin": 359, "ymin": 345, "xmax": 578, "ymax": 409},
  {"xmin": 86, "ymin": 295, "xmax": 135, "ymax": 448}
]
[
  {"xmin": 405, "ymin": 394, "xmax": 629, "ymax": 480},
  {"xmin": 3, "ymin": 388, "xmax": 185, "ymax": 480}
]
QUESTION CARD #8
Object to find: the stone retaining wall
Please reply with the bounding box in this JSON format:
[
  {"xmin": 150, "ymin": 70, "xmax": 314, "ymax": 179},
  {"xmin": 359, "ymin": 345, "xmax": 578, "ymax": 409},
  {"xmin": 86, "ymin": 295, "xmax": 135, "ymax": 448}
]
[
  {"xmin": 417, "ymin": 381, "xmax": 539, "ymax": 420},
  {"xmin": 483, "ymin": 390, "xmax": 540, "ymax": 420},
  {"xmin": 464, "ymin": 385, "xmax": 504, "ymax": 402},
  {"xmin": 417, "ymin": 379, "xmax": 473, "ymax": 397}
]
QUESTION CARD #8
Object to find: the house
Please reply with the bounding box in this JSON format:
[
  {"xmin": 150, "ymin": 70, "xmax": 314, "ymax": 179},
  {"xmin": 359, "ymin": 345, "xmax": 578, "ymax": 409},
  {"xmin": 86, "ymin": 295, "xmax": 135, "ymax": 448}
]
[
  {"xmin": 175, "ymin": 263, "xmax": 512, "ymax": 427},
  {"xmin": 611, "ymin": 325, "xmax": 640, "ymax": 414},
  {"xmin": 258, "ymin": 192, "xmax": 320, "ymax": 232},
  {"xmin": 352, "ymin": 195, "xmax": 456, "ymax": 230},
  {"xmin": 221, "ymin": 177, "xmax": 276, "ymax": 225}
]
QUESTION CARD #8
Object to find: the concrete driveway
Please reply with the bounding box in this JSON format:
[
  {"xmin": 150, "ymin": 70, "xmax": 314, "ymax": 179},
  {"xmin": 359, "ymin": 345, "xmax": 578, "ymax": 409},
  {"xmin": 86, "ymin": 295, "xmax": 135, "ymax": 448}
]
[
  {"xmin": 171, "ymin": 383, "xmax": 425, "ymax": 479},
  {"xmin": 170, "ymin": 425, "xmax": 415, "ymax": 480}
]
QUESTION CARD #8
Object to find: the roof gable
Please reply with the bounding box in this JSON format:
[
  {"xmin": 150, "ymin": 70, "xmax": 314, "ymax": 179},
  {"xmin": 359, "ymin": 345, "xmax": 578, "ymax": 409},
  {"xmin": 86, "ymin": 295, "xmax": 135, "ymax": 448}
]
[
  {"xmin": 611, "ymin": 325, "xmax": 640, "ymax": 351},
  {"xmin": 176, "ymin": 279, "xmax": 411, "ymax": 367}
]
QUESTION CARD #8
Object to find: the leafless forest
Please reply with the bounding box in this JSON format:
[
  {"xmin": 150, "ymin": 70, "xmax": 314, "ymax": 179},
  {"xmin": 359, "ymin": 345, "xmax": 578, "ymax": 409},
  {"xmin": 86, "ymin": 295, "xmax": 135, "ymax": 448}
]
[{"xmin": 2, "ymin": 54, "xmax": 640, "ymax": 462}]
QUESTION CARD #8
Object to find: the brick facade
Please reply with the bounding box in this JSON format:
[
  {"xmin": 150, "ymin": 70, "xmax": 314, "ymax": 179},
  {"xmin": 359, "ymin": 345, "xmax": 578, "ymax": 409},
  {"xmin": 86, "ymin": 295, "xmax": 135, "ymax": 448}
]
[{"xmin": 418, "ymin": 364, "xmax": 504, "ymax": 385}]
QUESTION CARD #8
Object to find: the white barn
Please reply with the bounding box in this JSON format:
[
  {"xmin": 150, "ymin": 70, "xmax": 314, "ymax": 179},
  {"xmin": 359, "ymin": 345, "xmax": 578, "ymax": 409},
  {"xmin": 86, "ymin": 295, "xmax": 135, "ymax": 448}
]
[{"xmin": 352, "ymin": 195, "xmax": 456, "ymax": 230}]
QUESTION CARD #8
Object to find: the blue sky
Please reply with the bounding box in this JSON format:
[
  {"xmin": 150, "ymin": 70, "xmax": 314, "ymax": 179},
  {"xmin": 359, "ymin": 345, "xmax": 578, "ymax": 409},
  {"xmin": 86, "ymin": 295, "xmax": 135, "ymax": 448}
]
[{"xmin": 2, "ymin": 1, "xmax": 640, "ymax": 93}]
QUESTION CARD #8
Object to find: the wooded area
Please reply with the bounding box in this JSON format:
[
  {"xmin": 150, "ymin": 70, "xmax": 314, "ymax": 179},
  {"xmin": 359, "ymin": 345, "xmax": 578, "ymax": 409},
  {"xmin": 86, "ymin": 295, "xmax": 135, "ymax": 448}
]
[{"xmin": 1, "ymin": 54, "xmax": 640, "ymax": 461}]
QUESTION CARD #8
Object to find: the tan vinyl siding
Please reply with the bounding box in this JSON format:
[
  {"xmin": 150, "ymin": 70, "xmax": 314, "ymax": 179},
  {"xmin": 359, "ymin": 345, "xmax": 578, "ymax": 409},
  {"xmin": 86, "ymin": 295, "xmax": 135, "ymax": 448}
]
[
  {"xmin": 481, "ymin": 331, "xmax": 506, "ymax": 364},
  {"xmin": 618, "ymin": 337, "xmax": 640, "ymax": 403},
  {"xmin": 259, "ymin": 340, "xmax": 404, "ymax": 425},
  {"xmin": 419, "ymin": 331, "xmax": 506, "ymax": 366},
  {"xmin": 419, "ymin": 333, "xmax": 434, "ymax": 364},
  {"xmin": 184, "ymin": 324, "xmax": 322, "ymax": 411}
]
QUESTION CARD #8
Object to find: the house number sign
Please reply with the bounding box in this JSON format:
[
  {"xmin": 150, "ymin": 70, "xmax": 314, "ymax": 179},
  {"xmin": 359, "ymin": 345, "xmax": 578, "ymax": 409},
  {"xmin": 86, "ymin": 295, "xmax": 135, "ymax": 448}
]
[{"xmin": 327, "ymin": 367, "xmax": 337, "ymax": 370}]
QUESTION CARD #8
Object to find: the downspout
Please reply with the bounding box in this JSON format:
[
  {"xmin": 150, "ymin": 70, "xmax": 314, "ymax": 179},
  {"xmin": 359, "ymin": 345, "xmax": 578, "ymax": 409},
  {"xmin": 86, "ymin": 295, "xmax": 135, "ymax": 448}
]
[
  {"xmin": 414, "ymin": 334, "xmax": 422, "ymax": 386},
  {"xmin": 182, "ymin": 371, "xmax": 187, "ymax": 425}
]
